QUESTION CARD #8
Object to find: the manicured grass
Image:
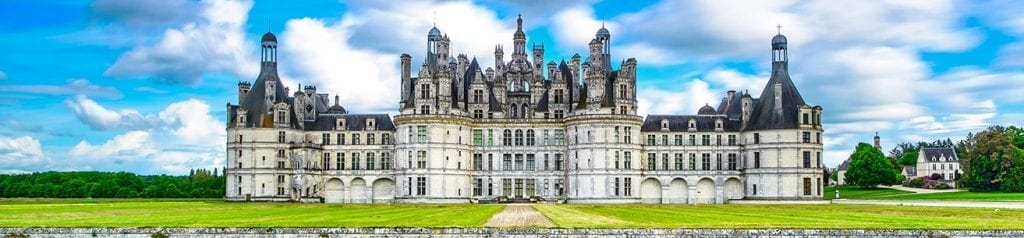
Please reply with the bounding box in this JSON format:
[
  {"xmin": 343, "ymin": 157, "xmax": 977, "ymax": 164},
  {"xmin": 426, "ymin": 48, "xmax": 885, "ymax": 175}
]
[
  {"xmin": 0, "ymin": 199, "xmax": 502, "ymax": 228},
  {"xmin": 534, "ymin": 204, "xmax": 1024, "ymax": 229},
  {"xmin": 825, "ymin": 186, "xmax": 1024, "ymax": 201}
]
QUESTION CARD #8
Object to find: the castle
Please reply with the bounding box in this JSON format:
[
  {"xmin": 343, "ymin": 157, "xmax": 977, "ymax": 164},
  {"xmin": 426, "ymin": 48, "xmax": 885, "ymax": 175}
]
[{"xmin": 225, "ymin": 16, "xmax": 824, "ymax": 204}]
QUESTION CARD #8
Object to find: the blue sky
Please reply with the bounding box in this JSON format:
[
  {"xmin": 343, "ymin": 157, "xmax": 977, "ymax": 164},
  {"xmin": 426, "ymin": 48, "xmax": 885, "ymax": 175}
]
[{"xmin": 1, "ymin": 0, "xmax": 1022, "ymax": 175}]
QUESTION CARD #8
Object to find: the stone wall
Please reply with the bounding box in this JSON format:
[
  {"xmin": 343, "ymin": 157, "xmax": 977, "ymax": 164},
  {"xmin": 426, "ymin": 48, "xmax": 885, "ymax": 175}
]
[{"xmin": 3, "ymin": 228, "xmax": 1022, "ymax": 238}]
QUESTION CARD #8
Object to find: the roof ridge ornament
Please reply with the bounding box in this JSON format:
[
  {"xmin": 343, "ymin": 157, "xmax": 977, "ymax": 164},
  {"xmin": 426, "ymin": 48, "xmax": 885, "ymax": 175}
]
[{"xmin": 777, "ymin": 24, "xmax": 782, "ymax": 35}]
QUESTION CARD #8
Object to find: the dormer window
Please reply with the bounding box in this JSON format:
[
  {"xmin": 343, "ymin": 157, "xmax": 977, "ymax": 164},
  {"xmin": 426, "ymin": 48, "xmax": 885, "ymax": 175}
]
[
  {"xmin": 336, "ymin": 118, "xmax": 346, "ymax": 130},
  {"xmin": 660, "ymin": 119, "xmax": 669, "ymax": 130},
  {"xmin": 367, "ymin": 118, "xmax": 376, "ymax": 130},
  {"xmin": 688, "ymin": 119, "xmax": 696, "ymax": 130}
]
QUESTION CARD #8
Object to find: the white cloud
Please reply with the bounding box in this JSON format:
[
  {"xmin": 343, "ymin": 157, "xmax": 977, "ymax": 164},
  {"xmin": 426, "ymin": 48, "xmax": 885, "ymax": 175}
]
[
  {"xmin": 67, "ymin": 98, "xmax": 226, "ymax": 175},
  {"xmin": 551, "ymin": 6, "xmax": 611, "ymax": 53},
  {"xmin": 65, "ymin": 96, "xmax": 155, "ymax": 131},
  {"xmin": 0, "ymin": 136, "xmax": 48, "ymax": 170},
  {"xmin": 91, "ymin": 0, "xmax": 197, "ymax": 27},
  {"xmin": 104, "ymin": 0, "xmax": 255, "ymax": 85},
  {"xmin": 278, "ymin": 0, "xmax": 518, "ymax": 112},
  {"xmin": 0, "ymin": 79, "xmax": 123, "ymax": 99}
]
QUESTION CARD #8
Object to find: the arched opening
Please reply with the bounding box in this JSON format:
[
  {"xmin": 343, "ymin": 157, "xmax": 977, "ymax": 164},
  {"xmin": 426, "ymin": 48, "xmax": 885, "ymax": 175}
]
[
  {"xmin": 696, "ymin": 178, "xmax": 715, "ymax": 204},
  {"xmin": 372, "ymin": 178, "xmax": 396, "ymax": 203},
  {"xmin": 324, "ymin": 178, "xmax": 345, "ymax": 203},
  {"xmin": 351, "ymin": 178, "xmax": 367, "ymax": 203},
  {"xmin": 668, "ymin": 178, "xmax": 688, "ymax": 204},
  {"xmin": 640, "ymin": 178, "xmax": 662, "ymax": 204},
  {"xmin": 724, "ymin": 178, "xmax": 743, "ymax": 201}
]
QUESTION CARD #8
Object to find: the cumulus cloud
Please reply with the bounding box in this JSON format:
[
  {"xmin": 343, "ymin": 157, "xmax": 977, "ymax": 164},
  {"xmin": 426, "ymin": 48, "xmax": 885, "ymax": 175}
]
[
  {"xmin": 636, "ymin": 68, "xmax": 766, "ymax": 117},
  {"xmin": 104, "ymin": 0, "xmax": 255, "ymax": 85},
  {"xmin": 65, "ymin": 96, "xmax": 155, "ymax": 131},
  {"xmin": 0, "ymin": 79, "xmax": 123, "ymax": 99},
  {"xmin": 277, "ymin": 0, "xmax": 518, "ymax": 112},
  {"xmin": 67, "ymin": 98, "xmax": 226, "ymax": 175},
  {"xmin": 0, "ymin": 136, "xmax": 48, "ymax": 170}
]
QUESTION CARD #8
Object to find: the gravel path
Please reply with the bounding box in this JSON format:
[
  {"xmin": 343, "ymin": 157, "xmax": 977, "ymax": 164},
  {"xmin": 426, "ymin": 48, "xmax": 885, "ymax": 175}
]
[
  {"xmin": 833, "ymin": 199, "xmax": 1024, "ymax": 209},
  {"xmin": 484, "ymin": 204, "xmax": 555, "ymax": 227},
  {"xmin": 881, "ymin": 185, "xmax": 963, "ymax": 193}
]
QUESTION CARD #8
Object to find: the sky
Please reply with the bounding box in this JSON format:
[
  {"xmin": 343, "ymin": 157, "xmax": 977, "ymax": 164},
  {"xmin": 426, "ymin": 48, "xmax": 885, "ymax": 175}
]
[{"xmin": 1, "ymin": 0, "xmax": 1022, "ymax": 175}]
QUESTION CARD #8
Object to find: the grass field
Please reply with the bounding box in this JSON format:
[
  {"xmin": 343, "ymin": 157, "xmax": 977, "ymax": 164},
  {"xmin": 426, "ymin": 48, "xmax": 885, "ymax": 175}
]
[
  {"xmin": 0, "ymin": 199, "xmax": 502, "ymax": 228},
  {"xmin": 534, "ymin": 204, "xmax": 1024, "ymax": 229},
  {"xmin": 825, "ymin": 186, "xmax": 1024, "ymax": 201}
]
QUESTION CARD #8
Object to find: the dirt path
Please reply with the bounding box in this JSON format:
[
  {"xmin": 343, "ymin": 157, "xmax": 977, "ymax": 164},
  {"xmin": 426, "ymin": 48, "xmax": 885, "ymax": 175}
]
[{"xmin": 484, "ymin": 204, "xmax": 555, "ymax": 227}]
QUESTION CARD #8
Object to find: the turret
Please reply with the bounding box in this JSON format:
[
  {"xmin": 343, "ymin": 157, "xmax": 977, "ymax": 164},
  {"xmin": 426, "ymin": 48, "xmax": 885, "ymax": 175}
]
[
  {"xmin": 547, "ymin": 61, "xmax": 557, "ymax": 79},
  {"xmin": 237, "ymin": 81, "xmax": 251, "ymax": 103},
  {"xmin": 512, "ymin": 14, "xmax": 527, "ymax": 60},
  {"xmin": 533, "ymin": 43, "xmax": 544, "ymax": 72},
  {"xmin": 401, "ymin": 54, "xmax": 411, "ymax": 103},
  {"xmin": 741, "ymin": 92, "xmax": 752, "ymax": 126},
  {"xmin": 874, "ymin": 132, "xmax": 881, "ymax": 149},
  {"xmin": 494, "ymin": 45, "xmax": 504, "ymax": 71},
  {"xmin": 588, "ymin": 38, "xmax": 603, "ymax": 71}
]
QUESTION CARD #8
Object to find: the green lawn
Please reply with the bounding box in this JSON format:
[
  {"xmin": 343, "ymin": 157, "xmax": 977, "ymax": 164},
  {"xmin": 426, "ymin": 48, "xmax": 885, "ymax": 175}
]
[
  {"xmin": 825, "ymin": 186, "xmax": 1024, "ymax": 201},
  {"xmin": 0, "ymin": 199, "xmax": 502, "ymax": 228},
  {"xmin": 534, "ymin": 204, "xmax": 1024, "ymax": 229}
]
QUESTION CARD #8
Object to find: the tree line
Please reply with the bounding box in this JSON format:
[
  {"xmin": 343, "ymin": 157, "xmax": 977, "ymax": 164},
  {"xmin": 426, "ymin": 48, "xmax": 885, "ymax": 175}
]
[
  {"xmin": 843, "ymin": 125, "xmax": 1024, "ymax": 192},
  {"xmin": 0, "ymin": 169, "xmax": 225, "ymax": 198}
]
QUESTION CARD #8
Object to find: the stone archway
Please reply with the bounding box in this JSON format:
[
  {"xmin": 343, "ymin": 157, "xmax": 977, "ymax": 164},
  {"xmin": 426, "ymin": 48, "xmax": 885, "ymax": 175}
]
[
  {"xmin": 350, "ymin": 178, "xmax": 367, "ymax": 203},
  {"xmin": 640, "ymin": 178, "xmax": 662, "ymax": 204},
  {"xmin": 324, "ymin": 178, "xmax": 345, "ymax": 203},
  {"xmin": 696, "ymin": 178, "xmax": 716, "ymax": 204},
  {"xmin": 372, "ymin": 178, "xmax": 395, "ymax": 203},
  {"xmin": 668, "ymin": 178, "xmax": 688, "ymax": 204},
  {"xmin": 723, "ymin": 178, "xmax": 744, "ymax": 201}
]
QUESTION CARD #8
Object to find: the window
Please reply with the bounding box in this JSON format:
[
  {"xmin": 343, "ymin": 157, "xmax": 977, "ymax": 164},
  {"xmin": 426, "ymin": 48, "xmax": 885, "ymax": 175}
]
[
  {"xmin": 543, "ymin": 154, "xmax": 549, "ymax": 170},
  {"xmin": 624, "ymin": 152, "xmax": 632, "ymax": 169},
  {"xmin": 351, "ymin": 153, "xmax": 361, "ymax": 170},
  {"xmin": 324, "ymin": 153, "xmax": 331, "ymax": 170},
  {"xmin": 487, "ymin": 129, "xmax": 494, "ymax": 146},
  {"xmin": 488, "ymin": 154, "xmax": 494, "ymax": 170},
  {"xmin": 367, "ymin": 134, "xmax": 376, "ymax": 145},
  {"xmin": 646, "ymin": 153, "xmax": 655, "ymax": 170},
  {"xmin": 352, "ymin": 133, "xmax": 361, "ymax": 145},
  {"xmin": 417, "ymin": 126, "xmax": 427, "ymax": 143},
  {"xmin": 728, "ymin": 153, "xmax": 737, "ymax": 170},
  {"xmin": 503, "ymin": 154, "xmax": 512, "ymax": 171},
  {"xmin": 515, "ymin": 154, "xmax": 524, "ymax": 170},
  {"xmin": 382, "ymin": 134, "xmax": 391, "ymax": 145},
  {"xmin": 674, "ymin": 135, "xmax": 683, "ymax": 145},
  {"xmin": 416, "ymin": 151, "xmax": 426, "ymax": 169},
  {"xmin": 613, "ymin": 178, "xmax": 620, "ymax": 196},
  {"xmin": 337, "ymin": 133, "xmax": 344, "ymax": 145},
  {"xmin": 728, "ymin": 135, "xmax": 736, "ymax": 145},
  {"xmin": 803, "ymin": 178, "xmax": 812, "ymax": 195},
  {"xmin": 322, "ymin": 133, "xmax": 330, "ymax": 145},
  {"xmin": 416, "ymin": 177, "xmax": 427, "ymax": 195},
  {"xmin": 803, "ymin": 113, "xmax": 809, "ymax": 124},
  {"xmin": 554, "ymin": 129, "xmax": 565, "ymax": 145},
  {"xmin": 502, "ymin": 179, "xmax": 512, "ymax": 196},
  {"xmin": 420, "ymin": 84, "xmax": 430, "ymax": 99},
  {"xmin": 753, "ymin": 133, "xmax": 760, "ymax": 144},
  {"xmin": 473, "ymin": 110, "xmax": 483, "ymax": 119},
  {"xmin": 689, "ymin": 153, "xmax": 697, "ymax": 170},
  {"xmin": 754, "ymin": 152, "xmax": 761, "ymax": 168},
  {"xmin": 554, "ymin": 89, "xmax": 564, "ymax": 103},
  {"xmin": 366, "ymin": 152, "xmax": 375, "ymax": 170},
  {"xmin": 619, "ymin": 84, "xmax": 627, "ymax": 98},
  {"xmin": 716, "ymin": 153, "xmax": 722, "ymax": 170},
  {"xmin": 701, "ymin": 135, "xmax": 710, "ymax": 146},
  {"xmin": 471, "ymin": 154, "xmax": 482, "ymax": 171},
  {"xmin": 543, "ymin": 130, "xmax": 550, "ymax": 145},
  {"xmin": 515, "ymin": 130, "xmax": 524, "ymax": 146},
  {"xmin": 472, "ymin": 178, "xmax": 482, "ymax": 196},
  {"xmin": 472, "ymin": 129, "xmax": 483, "ymax": 145},
  {"xmin": 803, "ymin": 151, "xmax": 811, "ymax": 168},
  {"xmin": 526, "ymin": 179, "xmax": 535, "ymax": 196},
  {"xmin": 555, "ymin": 154, "xmax": 564, "ymax": 170},
  {"xmin": 623, "ymin": 177, "xmax": 632, "ymax": 196},
  {"xmin": 526, "ymin": 130, "xmax": 535, "ymax": 146},
  {"xmin": 716, "ymin": 135, "xmax": 722, "ymax": 145},
  {"xmin": 675, "ymin": 154, "xmax": 684, "ymax": 170},
  {"xmin": 473, "ymin": 89, "xmax": 484, "ymax": 103},
  {"xmin": 419, "ymin": 105, "xmax": 430, "ymax": 114},
  {"xmin": 662, "ymin": 135, "xmax": 669, "ymax": 146},
  {"xmin": 503, "ymin": 129, "xmax": 512, "ymax": 146},
  {"xmin": 278, "ymin": 131, "xmax": 285, "ymax": 143},
  {"xmin": 816, "ymin": 152, "xmax": 821, "ymax": 168},
  {"xmin": 620, "ymin": 106, "xmax": 627, "ymax": 115},
  {"xmin": 381, "ymin": 153, "xmax": 391, "ymax": 170},
  {"xmin": 701, "ymin": 153, "xmax": 711, "ymax": 170},
  {"xmin": 624, "ymin": 127, "xmax": 633, "ymax": 144},
  {"xmin": 689, "ymin": 135, "xmax": 696, "ymax": 145},
  {"xmin": 802, "ymin": 132, "xmax": 811, "ymax": 143},
  {"xmin": 526, "ymin": 154, "xmax": 535, "ymax": 171},
  {"xmin": 662, "ymin": 153, "xmax": 669, "ymax": 170},
  {"xmin": 647, "ymin": 135, "xmax": 656, "ymax": 145},
  {"xmin": 554, "ymin": 110, "xmax": 564, "ymax": 119}
]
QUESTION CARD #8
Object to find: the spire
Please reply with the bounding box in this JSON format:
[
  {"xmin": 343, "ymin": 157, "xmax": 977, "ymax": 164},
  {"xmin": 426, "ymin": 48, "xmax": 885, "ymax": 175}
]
[
  {"xmin": 874, "ymin": 132, "xmax": 881, "ymax": 149},
  {"xmin": 777, "ymin": 24, "xmax": 782, "ymax": 35}
]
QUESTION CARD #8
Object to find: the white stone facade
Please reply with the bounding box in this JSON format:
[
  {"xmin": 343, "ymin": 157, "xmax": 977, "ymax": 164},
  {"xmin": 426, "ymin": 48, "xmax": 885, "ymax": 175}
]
[{"xmin": 225, "ymin": 17, "xmax": 824, "ymax": 204}]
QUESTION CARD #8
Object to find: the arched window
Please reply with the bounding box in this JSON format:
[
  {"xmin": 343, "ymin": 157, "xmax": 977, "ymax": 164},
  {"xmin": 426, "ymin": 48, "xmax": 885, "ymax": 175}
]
[
  {"xmin": 515, "ymin": 129, "xmax": 524, "ymax": 146},
  {"xmin": 503, "ymin": 129, "xmax": 512, "ymax": 146},
  {"xmin": 526, "ymin": 130, "xmax": 535, "ymax": 146},
  {"xmin": 510, "ymin": 103, "xmax": 518, "ymax": 118},
  {"xmin": 521, "ymin": 104, "xmax": 529, "ymax": 118}
]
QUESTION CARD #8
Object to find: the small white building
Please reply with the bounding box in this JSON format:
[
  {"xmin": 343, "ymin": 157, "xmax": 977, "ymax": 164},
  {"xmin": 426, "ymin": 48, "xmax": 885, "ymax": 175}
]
[{"xmin": 913, "ymin": 148, "xmax": 960, "ymax": 181}]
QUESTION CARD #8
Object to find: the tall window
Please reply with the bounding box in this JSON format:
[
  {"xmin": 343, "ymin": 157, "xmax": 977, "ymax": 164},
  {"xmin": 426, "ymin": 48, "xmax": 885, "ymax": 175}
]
[
  {"xmin": 716, "ymin": 135, "xmax": 722, "ymax": 145},
  {"xmin": 514, "ymin": 130, "xmax": 524, "ymax": 146},
  {"xmin": 526, "ymin": 130, "xmax": 535, "ymax": 146},
  {"xmin": 473, "ymin": 89, "xmax": 483, "ymax": 103},
  {"xmin": 473, "ymin": 154, "xmax": 483, "ymax": 170},
  {"xmin": 503, "ymin": 154, "xmax": 512, "ymax": 171},
  {"xmin": 337, "ymin": 133, "xmax": 343, "ymax": 145},
  {"xmin": 623, "ymin": 177, "xmax": 632, "ymax": 196},
  {"xmin": 416, "ymin": 177, "xmax": 427, "ymax": 195},
  {"xmin": 554, "ymin": 129, "xmax": 565, "ymax": 145},
  {"xmin": 728, "ymin": 135, "xmax": 736, "ymax": 146},
  {"xmin": 728, "ymin": 153, "xmax": 737, "ymax": 170},
  {"xmin": 515, "ymin": 154, "xmax": 524, "ymax": 170},
  {"xmin": 701, "ymin": 153, "xmax": 711, "ymax": 170},
  {"xmin": 647, "ymin": 135, "xmax": 656, "ymax": 145},
  {"xmin": 662, "ymin": 135, "xmax": 669, "ymax": 146},
  {"xmin": 816, "ymin": 152, "xmax": 822, "ymax": 168},
  {"xmin": 488, "ymin": 129, "xmax": 494, "ymax": 146},
  {"xmin": 554, "ymin": 154, "xmax": 564, "ymax": 170},
  {"xmin": 526, "ymin": 154, "xmax": 535, "ymax": 171},
  {"xmin": 416, "ymin": 151, "xmax": 426, "ymax": 169},
  {"xmin": 554, "ymin": 89, "xmax": 564, "ymax": 103},
  {"xmin": 382, "ymin": 134, "xmax": 391, "ymax": 145},
  {"xmin": 662, "ymin": 153, "xmax": 669, "ymax": 170},
  {"xmin": 624, "ymin": 127, "xmax": 632, "ymax": 144},
  {"xmin": 701, "ymin": 135, "xmax": 711, "ymax": 146},
  {"xmin": 619, "ymin": 84, "xmax": 627, "ymax": 98},
  {"xmin": 503, "ymin": 129, "xmax": 512, "ymax": 146},
  {"xmin": 753, "ymin": 133, "xmax": 760, "ymax": 144},
  {"xmin": 803, "ymin": 178, "xmax": 812, "ymax": 195},
  {"xmin": 278, "ymin": 131, "xmax": 285, "ymax": 143},
  {"xmin": 646, "ymin": 153, "xmax": 655, "ymax": 170},
  {"xmin": 688, "ymin": 135, "xmax": 696, "ymax": 145},
  {"xmin": 803, "ymin": 132, "xmax": 811, "ymax": 143},
  {"xmin": 674, "ymin": 135, "xmax": 683, "ymax": 145},
  {"xmin": 417, "ymin": 126, "xmax": 427, "ymax": 143},
  {"xmin": 613, "ymin": 178, "xmax": 620, "ymax": 196},
  {"xmin": 689, "ymin": 153, "xmax": 697, "ymax": 170},
  {"xmin": 367, "ymin": 134, "xmax": 375, "ymax": 145},
  {"xmin": 337, "ymin": 153, "xmax": 344, "ymax": 170},
  {"xmin": 675, "ymin": 154, "xmax": 684, "ymax": 170},
  {"xmin": 803, "ymin": 151, "xmax": 811, "ymax": 168},
  {"xmin": 420, "ymin": 84, "xmax": 430, "ymax": 99},
  {"xmin": 716, "ymin": 154, "xmax": 722, "ymax": 170},
  {"xmin": 351, "ymin": 153, "xmax": 361, "ymax": 170},
  {"xmin": 472, "ymin": 129, "xmax": 483, "ymax": 145},
  {"xmin": 381, "ymin": 153, "xmax": 391, "ymax": 170},
  {"xmin": 366, "ymin": 152, "xmax": 375, "ymax": 170},
  {"xmin": 624, "ymin": 152, "xmax": 632, "ymax": 169},
  {"xmin": 352, "ymin": 134, "xmax": 360, "ymax": 145},
  {"xmin": 472, "ymin": 178, "xmax": 482, "ymax": 196},
  {"xmin": 754, "ymin": 152, "xmax": 761, "ymax": 168},
  {"xmin": 322, "ymin": 133, "xmax": 330, "ymax": 145}
]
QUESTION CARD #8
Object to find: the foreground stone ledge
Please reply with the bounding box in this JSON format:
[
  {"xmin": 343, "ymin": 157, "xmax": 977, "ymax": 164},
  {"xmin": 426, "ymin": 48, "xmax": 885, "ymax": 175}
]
[{"xmin": 3, "ymin": 228, "xmax": 1024, "ymax": 237}]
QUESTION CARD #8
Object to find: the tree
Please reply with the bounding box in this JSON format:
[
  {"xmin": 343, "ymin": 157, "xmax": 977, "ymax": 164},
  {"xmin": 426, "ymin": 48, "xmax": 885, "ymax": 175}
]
[
  {"xmin": 960, "ymin": 126, "xmax": 1024, "ymax": 192},
  {"xmin": 845, "ymin": 142, "xmax": 902, "ymax": 188},
  {"xmin": 898, "ymin": 150, "xmax": 919, "ymax": 166}
]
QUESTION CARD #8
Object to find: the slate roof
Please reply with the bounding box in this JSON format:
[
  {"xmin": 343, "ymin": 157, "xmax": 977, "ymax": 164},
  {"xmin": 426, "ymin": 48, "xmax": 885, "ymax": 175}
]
[
  {"xmin": 304, "ymin": 114, "xmax": 395, "ymax": 131},
  {"xmin": 234, "ymin": 62, "xmax": 293, "ymax": 128},
  {"xmin": 921, "ymin": 148, "xmax": 959, "ymax": 162},
  {"xmin": 745, "ymin": 60, "xmax": 806, "ymax": 130},
  {"xmin": 837, "ymin": 159, "xmax": 849, "ymax": 170},
  {"xmin": 640, "ymin": 115, "xmax": 741, "ymax": 132},
  {"xmin": 904, "ymin": 166, "xmax": 917, "ymax": 176}
]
